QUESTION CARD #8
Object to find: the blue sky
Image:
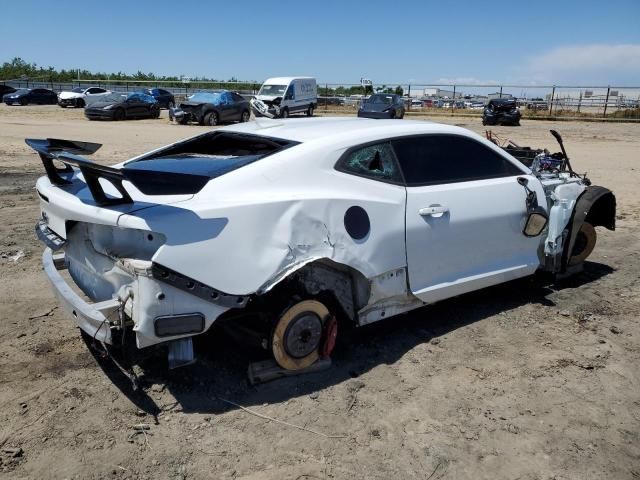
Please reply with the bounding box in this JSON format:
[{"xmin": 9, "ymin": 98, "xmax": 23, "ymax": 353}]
[{"xmin": 2, "ymin": 0, "xmax": 640, "ymax": 86}]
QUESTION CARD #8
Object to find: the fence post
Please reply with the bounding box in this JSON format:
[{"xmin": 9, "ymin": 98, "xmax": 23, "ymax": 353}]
[
  {"xmin": 577, "ymin": 91, "xmax": 582, "ymax": 113},
  {"xmin": 407, "ymin": 84, "xmax": 411, "ymax": 111},
  {"xmin": 325, "ymin": 83, "xmax": 328, "ymax": 111},
  {"xmin": 603, "ymin": 86, "xmax": 610, "ymax": 118},
  {"xmin": 451, "ymin": 85, "xmax": 456, "ymax": 114},
  {"xmin": 499, "ymin": 86, "xmax": 502, "ymax": 99},
  {"xmin": 549, "ymin": 86, "xmax": 555, "ymax": 115}
]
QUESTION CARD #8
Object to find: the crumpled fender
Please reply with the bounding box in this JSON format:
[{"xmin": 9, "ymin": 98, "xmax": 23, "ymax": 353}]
[{"xmin": 562, "ymin": 185, "xmax": 616, "ymax": 270}]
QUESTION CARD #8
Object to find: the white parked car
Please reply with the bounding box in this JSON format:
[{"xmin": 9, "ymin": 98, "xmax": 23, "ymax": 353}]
[
  {"xmin": 58, "ymin": 86, "xmax": 111, "ymax": 108},
  {"xmin": 29, "ymin": 118, "xmax": 615, "ymax": 370}
]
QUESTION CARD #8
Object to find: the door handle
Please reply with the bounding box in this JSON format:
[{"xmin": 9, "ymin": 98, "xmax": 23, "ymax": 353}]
[{"xmin": 419, "ymin": 205, "xmax": 449, "ymax": 217}]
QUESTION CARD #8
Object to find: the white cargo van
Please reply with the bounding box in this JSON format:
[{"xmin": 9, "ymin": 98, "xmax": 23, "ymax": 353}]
[{"xmin": 255, "ymin": 77, "xmax": 317, "ymax": 118}]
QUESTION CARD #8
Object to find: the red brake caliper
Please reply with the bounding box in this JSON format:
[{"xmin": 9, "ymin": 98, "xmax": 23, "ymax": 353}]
[{"xmin": 320, "ymin": 315, "xmax": 338, "ymax": 358}]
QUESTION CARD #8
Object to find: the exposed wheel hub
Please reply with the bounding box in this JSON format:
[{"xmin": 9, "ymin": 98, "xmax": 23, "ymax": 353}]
[
  {"xmin": 283, "ymin": 312, "xmax": 323, "ymax": 358},
  {"xmin": 271, "ymin": 299, "xmax": 331, "ymax": 370}
]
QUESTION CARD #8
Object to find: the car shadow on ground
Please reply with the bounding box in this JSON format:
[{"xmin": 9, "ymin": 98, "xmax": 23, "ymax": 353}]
[{"xmin": 85, "ymin": 261, "xmax": 614, "ymax": 418}]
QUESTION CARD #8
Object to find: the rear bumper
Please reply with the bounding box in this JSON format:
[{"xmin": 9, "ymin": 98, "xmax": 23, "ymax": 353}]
[{"xmin": 42, "ymin": 248, "xmax": 119, "ymax": 344}]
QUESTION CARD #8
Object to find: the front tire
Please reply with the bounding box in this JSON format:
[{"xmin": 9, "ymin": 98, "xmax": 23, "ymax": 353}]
[
  {"xmin": 204, "ymin": 111, "xmax": 219, "ymax": 126},
  {"xmin": 569, "ymin": 222, "xmax": 597, "ymax": 265},
  {"xmin": 113, "ymin": 108, "xmax": 125, "ymax": 121},
  {"xmin": 20, "ymin": 98, "xmax": 28, "ymax": 106},
  {"xmin": 306, "ymin": 105, "xmax": 314, "ymax": 117},
  {"xmin": 76, "ymin": 98, "xmax": 85, "ymax": 108},
  {"xmin": 281, "ymin": 108, "xmax": 289, "ymax": 119},
  {"xmin": 271, "ymin": 299, "xmax": 334, "ymax": 371},
  {"xmin": 240, "ymin": 110, "xmax": 250, "ymax": 122}
]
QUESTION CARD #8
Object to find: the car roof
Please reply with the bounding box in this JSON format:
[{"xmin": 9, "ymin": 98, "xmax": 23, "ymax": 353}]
[
  {"xmin": 220, "ymin": 117, "xmax": 470, "ymax": 144},
  {"xmin": 262, "ymin": 77, "xmax": 314, "ymax": 84}
]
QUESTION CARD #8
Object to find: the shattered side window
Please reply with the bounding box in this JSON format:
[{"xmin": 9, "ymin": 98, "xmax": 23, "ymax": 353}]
[{"xmin": 337, "ymin": 142, "xmax": 402, "ymax": 183}]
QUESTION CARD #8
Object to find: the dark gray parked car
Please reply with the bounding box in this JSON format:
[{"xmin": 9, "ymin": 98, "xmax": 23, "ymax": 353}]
[
  {"xmin": 169, "ymin": 90, "xmax": 250, "ymax": 126},
  {"xmin": 84, "ymin": 92, "xmax": 160, "ymax": 121},
  {"xmin": 357, "ymin": 94, "xmax": 405, "ymax": 119}
]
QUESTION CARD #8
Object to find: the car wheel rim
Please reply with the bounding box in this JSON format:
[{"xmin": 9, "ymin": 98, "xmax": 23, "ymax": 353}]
[{"xmin": 272, "ymin": 300, "xmax": 330, "ymax": 370}]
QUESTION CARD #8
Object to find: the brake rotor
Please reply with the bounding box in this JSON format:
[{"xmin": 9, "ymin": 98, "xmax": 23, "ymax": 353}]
[
  {"xmin": 569, "ymin": 222, "xmax": 597, "ymax": 265},
  {"xmin": 272, "ymin": 300, "xmax": 329, "ymax": 371}
]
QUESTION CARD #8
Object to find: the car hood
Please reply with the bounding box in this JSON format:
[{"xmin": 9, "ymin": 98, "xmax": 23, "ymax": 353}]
[
  {"xmin": 59, "ymin": 91, "xmax": 83, "ymax": 99},
  {"xmin": 87, "ymin": 100, "xmax": 122, "ymax": 109},
  {"xmin": 256, "ymin": 94, "xmax": 279, "ymax": 102},
  {"xmin": 179, "ymin": 101, "xmax": 211, "ymax": 108}
]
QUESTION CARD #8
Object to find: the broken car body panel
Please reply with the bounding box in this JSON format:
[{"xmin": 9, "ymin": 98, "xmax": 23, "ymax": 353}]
[{"xmin": 30, "ymin": 118, "xmax": 615, "ymax": 356}]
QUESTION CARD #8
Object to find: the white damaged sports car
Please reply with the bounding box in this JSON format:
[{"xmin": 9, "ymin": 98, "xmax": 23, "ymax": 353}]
[{"xmin": 30, "ymin": 118, "xmax": 616, "ymax": 369}]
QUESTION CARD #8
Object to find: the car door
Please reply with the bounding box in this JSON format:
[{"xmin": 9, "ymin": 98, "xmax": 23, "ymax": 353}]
[
  {"xmin": 217, "ymin": 92, "xmax": 234, "ymax": 122},
  {"xmin": 31, "ymin": 89, "xmax": 46, "ymax": 103},
  {"xmin": 230, "ymin": 92, "xmax": 246, "ymax": 120},
  {"xmin": 157, "ymin": 89, "xmax": 173, "ymax": 108},
  {"xmin": 394, "ymin": 134, "xmax": 545, "ymax": 304},
  {"xmin": 125, "ymin": 94, "xmax": 146, "ymax": 117}
]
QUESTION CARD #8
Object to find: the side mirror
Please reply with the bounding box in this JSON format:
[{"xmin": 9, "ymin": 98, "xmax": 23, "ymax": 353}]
[{"xmin": 523, "ymin": 207, "xmax": 548, "ymax": 237}]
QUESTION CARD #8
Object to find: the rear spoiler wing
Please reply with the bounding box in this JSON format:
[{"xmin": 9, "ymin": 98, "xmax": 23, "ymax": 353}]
[{"xmin": 26, "ymin": 138, "xmax": 210, "ymax": 206}]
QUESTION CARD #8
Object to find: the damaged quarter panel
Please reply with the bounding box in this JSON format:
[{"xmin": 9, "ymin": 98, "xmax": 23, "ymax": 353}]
[{"xmin": 119, "ymin": 130, "xmax": 408, "ymax": 297}]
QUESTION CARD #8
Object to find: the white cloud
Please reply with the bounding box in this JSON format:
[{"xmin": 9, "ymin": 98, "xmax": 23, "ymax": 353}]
[{"xmin": 521, "ymin": 44, "xmax": 640, "ymax": 84}]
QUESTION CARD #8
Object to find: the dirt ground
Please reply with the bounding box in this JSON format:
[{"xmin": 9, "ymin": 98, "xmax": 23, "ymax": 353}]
[{"xmin": 0, "ymin": 105, "xmax": 639, "ymax": 480}]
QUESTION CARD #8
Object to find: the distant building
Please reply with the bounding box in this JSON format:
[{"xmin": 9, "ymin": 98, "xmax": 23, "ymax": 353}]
[{"xmin": 421, "ymin": 88, "xmax": 457, "ymax": 99}]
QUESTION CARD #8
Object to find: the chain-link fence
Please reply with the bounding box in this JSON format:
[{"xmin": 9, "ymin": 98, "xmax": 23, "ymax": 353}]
[
  {"xmin": 2, "ymin": 78, "xmax": 639, "ymax": 119},
  {"xmin": 316, "ymin": 83, "xmax": 640, "ymax": 120}
]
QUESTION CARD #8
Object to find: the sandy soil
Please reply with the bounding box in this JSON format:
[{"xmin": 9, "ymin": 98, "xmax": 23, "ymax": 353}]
[{"xmin": 0, "ymin": 104, "xmax": 639, "ymax": 480}]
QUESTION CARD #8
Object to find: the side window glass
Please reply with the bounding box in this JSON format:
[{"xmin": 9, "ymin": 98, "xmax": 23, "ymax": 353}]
[
  {"xmin": 392, "ymin": 135, "xmax": 522, "ymax": 186},
  {"xmin": 336, "ymin": 143, "xmax": 402, "ymax": 183},
  {"xmin": 284, "ymin": 85, "xmax": 294, "ymax": 100}
]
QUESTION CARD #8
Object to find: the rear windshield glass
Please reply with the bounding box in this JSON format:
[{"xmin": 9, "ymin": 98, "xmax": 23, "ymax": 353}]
[{"xmin": 124, "ymin": 132, "xmax": 298, "ymax": 179}]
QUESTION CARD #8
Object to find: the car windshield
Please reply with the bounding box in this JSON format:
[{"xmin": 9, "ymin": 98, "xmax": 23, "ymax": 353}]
[
  {"xmin": 72, "ymin": 88, "xmax": 84, "ymax": 93},
  {"xmin": 189, "ymin": 91, "xmax": 224, "ymax": 104},
  {"xmin": 14, "ymin": 89, "xmax": 30, "ymax": 94},
  {"xmin": 367, "ymin": 95, "xmax": 394, "ymax": 104},
  {"xmin": 259, "ymin": 84, "xmax": 287, "ymax": 96}
]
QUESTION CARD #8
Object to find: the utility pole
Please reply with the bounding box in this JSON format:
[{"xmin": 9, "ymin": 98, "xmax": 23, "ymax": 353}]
[{"xmin": 603, "ymin": 86, "xmax": 611, "ymax": 118}]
